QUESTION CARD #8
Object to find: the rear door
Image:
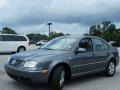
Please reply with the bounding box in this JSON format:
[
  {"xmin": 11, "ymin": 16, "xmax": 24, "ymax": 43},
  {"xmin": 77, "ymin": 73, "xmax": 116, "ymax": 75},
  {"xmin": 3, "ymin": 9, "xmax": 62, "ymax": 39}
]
[
  {"xmin": 16, "ymin": 36, "xmax": 29, "ymax": 50},
  {"xmin": 0, "ymin": 35, "xmax": 28, "ymax": 52},
  {"xmin": 2, "ymin": 35, "xmax": 17, "ymax": 52},
  {"xmin": 92, "ymin": 38, "xmax": 108, "ymax": 69}
]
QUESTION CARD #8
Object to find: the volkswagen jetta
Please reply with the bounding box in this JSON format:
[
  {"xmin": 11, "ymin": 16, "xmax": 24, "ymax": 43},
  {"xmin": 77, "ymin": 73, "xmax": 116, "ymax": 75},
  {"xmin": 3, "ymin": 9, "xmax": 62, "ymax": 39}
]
[{"xmin": 5, "ymin": 36, "xmax": 119, "ymax": 90}]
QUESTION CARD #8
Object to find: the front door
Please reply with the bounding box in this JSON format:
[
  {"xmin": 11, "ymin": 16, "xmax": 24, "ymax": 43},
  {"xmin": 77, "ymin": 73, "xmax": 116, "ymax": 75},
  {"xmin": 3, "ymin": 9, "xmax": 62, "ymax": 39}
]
[{"xmin": 72, "ymin": 38, "xmax": 96, "ymax": 76}]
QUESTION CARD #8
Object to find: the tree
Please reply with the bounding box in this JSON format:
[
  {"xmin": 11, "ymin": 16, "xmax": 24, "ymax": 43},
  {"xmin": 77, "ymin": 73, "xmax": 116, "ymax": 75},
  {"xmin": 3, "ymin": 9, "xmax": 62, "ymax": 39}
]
[
  {"xmin": 89, "ymin": 25, "xmax": 102, "ymax": 36},
  {"xmin": 2, "ymin": 27, "xmax": 17, "ymax": 34},
  {"xmin": 66, "ymin": 33, "xmax": 71, "ymax": 36},
  {"xmin": 89, "ymin": 21, "xmax": 120, "ymax": 41},
  {"xmin": 26, "ymin": 33, "xmax": 48, "ymax": 42},
  {"xmin": 49, "ymin": 32, "xmax": 65, "ymax": 40},
  {"xmin": 26, "ymin": 32, "xmax": 65, "ymax": 42},
  {"xmin": 26, "ymin": 33, "xmax": 36, "ymax": 41}
]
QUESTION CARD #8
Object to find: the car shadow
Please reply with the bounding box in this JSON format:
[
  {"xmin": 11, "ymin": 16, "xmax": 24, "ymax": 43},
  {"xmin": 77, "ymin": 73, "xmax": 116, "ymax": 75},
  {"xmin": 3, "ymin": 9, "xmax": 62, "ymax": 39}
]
[
  {"xmin": 65, "ymin": 73, "xmax": 104, "ymax": 85},
  {"xmin": 7, "ymin": 71, "xmax": 120, "ymax": 90},
  {"xmin": 10, "ymin": 73, "xmax": 105, "ymax": 90},
  {"xmin": 0, "ymin": 53, "xmax": 15, "ymax": 55},
  {"xmin": 11, "ymin": 81, "xmax": 51, "ymax": 90},
  {"xmin": 65, "ymin": 71, "xmax": 120, "ymax": 86}
]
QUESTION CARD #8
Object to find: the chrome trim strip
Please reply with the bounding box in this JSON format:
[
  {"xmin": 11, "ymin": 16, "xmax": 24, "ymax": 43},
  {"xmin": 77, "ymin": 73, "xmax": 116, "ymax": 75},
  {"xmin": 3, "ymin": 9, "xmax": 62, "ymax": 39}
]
[
  {"xmin": 72, "ymin": 68, "xmax": 105, "ymax": 76},
  {"xmin": 73, "ymin": 61, "xmax": 107, "ymax": 68}
]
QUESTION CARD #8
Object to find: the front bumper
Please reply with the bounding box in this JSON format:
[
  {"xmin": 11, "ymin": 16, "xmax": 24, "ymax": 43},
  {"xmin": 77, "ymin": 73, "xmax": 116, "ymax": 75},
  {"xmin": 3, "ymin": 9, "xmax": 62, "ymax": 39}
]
[{"xmin": 4, "ymin": 64, "xmax": 49, "ymax": 83}]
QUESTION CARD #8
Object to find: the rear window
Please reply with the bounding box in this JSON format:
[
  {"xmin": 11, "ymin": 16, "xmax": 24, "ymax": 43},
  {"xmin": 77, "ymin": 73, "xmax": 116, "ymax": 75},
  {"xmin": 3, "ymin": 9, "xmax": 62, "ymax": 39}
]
[{"xmin": 3, "ymin": 35, "xmax": 27, "ymax": 41}]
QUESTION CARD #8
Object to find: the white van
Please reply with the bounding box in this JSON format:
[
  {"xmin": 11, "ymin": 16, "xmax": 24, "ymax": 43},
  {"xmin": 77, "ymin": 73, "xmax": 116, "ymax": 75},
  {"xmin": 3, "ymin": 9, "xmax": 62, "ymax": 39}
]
[{"xmin": 0, "ymin": 34, "xmax": 29, "ymax": 53}]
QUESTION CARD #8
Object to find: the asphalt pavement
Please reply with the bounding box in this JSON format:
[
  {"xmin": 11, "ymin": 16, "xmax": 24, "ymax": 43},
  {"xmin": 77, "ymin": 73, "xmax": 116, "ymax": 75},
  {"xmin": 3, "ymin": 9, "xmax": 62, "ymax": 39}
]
[{"xmin": 0, "ymin": 48, "xmax": 120, "ymax": 90}]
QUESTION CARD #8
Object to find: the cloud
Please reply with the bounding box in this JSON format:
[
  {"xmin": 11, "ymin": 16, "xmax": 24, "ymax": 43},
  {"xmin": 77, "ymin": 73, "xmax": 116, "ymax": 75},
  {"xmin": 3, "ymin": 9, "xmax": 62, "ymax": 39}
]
[
  {"xmin": 0, "ymin": 0, "xmax": 120, "ymax": 35},
  {"xmin": 13, "ymin": 22, "xmax": 88, "ymax": 35},
  {"xmin": 0, "ymin": 0, "xmax": 7, "ymax": 8}
]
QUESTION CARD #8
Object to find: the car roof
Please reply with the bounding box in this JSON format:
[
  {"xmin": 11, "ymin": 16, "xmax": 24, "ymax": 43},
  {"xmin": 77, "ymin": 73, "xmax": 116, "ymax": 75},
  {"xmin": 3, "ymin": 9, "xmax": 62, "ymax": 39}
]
[
  {"xmin": 0, "ymin": 34, "xmax": 26, "ymax": 37},
  {"xmin": 60, "ymin": 35, "xmax": 101, "ymax": 39},
  {"xmin": 60, "ymin": 35, "xmax": 108, "ymax": 44}
]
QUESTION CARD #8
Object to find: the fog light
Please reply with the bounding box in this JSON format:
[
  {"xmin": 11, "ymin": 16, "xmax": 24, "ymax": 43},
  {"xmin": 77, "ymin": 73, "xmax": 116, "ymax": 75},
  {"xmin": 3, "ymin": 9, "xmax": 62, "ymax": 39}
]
[{"xmin": 41, "ymin": 70, "xmax": 48, "ymax": 74}]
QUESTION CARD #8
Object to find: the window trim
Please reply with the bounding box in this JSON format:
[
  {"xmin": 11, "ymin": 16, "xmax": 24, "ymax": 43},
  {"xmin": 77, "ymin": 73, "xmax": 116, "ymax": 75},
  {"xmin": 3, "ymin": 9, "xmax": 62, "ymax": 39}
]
[
  {"xmin": 102, "ymin": 41, "xmax": 109, "ymax": 50},
  {"xmin": 92, "ymin": 38, "xmax": 106, "ymax": 51},
  {"xmin": 78, "ymin": 38, "xmax": 94, "ymax": 52}
]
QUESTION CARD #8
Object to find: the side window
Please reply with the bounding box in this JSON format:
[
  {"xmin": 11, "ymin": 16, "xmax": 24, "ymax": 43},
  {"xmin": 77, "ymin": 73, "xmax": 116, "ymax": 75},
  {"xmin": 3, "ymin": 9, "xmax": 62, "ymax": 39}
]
[
  {"xmin": 103, "ymin": 42, "xmax": 109, "ymax": 50},
  {"xmin": 79, "ymin": 38, "xmax": 93, "ymax": 52},
  {"xmin": 0, "ymin": 35, "xmax": 3, "ymax": 41},
  {"xmin": 16, "ymin": 36, "xmax": 27, "ymax": 41},
  {"xmin": 93, "ymin": 38, "xmax": 104, "ymax": 51},
  {"xmin": 3, "ymin": 35, "xmax": 15, "ymax": 41},
  {"xmin": 3, "ymin": 35, "xmax": 27, "ymax": 41}
]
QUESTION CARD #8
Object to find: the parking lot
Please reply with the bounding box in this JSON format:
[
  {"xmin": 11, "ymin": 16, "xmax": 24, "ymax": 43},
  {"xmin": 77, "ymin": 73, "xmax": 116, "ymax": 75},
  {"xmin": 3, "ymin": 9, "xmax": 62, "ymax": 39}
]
[{"xmin": 0, "ymin": 48, "xmax": 120, "ymax": 90}]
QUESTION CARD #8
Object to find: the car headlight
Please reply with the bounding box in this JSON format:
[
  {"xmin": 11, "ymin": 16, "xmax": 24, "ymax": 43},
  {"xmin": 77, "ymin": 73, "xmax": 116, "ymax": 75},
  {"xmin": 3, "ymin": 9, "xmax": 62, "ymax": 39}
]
[{"xmin": 24, "ymin": 61, "xmax": 38, "ymax": 68}]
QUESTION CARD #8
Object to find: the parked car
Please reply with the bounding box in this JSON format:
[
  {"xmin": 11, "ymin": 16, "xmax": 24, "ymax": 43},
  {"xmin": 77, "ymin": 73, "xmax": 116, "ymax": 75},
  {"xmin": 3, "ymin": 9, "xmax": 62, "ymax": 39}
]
[
  {"xmin": 29, "ymin": 41, "xmax": 36, "ymax": 45},
  {"xmin": 0, "ymin": 34, "xmax": 29, "ymax": 53},
  {"xmin": 5, "ymin": 36, "xmax": 119, "ymax": 90},
  {"xmin": 109, "ymin": 41, "xmax": 120, "ymax": 47},
  {"xmin": 36, "ymin": 40, "xmax": 47, "ymax": 46}
]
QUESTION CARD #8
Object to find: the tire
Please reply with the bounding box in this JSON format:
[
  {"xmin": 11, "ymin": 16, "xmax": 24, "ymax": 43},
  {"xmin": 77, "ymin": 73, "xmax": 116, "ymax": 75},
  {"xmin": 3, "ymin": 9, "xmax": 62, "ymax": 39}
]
[
  {"xmin": 51, "ymin": 66, "xmax": 65, "ymax": 90},
  {"xmin": 17, "ymin": 47, "xmax": 26, "ymax": 53},
  {"xmin": 104, "ymin": 60, "xmax": 116, "ymax": 77}
]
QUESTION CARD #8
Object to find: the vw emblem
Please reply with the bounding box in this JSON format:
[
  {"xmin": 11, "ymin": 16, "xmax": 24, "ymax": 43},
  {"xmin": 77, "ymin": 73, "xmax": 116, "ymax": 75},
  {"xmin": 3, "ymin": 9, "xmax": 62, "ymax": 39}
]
[{"xmin": 11, "ymin": 60, "xmax": 17, "ymax": 65}]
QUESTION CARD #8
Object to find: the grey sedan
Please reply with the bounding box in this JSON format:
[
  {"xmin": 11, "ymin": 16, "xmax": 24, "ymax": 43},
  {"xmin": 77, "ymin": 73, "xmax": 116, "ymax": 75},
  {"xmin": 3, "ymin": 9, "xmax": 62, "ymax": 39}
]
[{"xmin": 4, "ymin": 36, "xmax": 119, "ymax": 90}]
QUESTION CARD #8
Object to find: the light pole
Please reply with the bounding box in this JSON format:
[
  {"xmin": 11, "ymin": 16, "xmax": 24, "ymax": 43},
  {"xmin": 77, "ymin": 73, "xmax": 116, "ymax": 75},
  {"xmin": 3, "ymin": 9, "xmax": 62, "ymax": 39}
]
[{"xmin": 47, "ymin": 22, "xmax": 52, "ymax": 37}]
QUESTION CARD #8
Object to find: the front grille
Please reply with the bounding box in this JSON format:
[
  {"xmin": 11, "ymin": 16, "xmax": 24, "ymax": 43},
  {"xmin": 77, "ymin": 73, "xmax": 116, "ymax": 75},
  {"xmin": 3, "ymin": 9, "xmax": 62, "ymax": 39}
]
[{"xmin": 9, "ymin": 59, "xmax": 24, "ymax": 67}]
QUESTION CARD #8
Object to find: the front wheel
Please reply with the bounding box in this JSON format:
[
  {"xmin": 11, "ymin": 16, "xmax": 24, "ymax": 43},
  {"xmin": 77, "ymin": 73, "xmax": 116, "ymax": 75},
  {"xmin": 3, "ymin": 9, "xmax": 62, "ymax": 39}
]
[
  {"xmin": 104, "ymin": 60, "xmax": 116, "ymax": 77},
  {"xmin": 51, "ymin": 66, "xmax": 65, "ymax": 90}
]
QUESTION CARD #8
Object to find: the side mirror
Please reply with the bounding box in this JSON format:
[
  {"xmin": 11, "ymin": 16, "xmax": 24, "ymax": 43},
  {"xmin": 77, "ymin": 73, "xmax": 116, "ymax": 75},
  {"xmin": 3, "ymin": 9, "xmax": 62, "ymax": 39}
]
[{"xmin": 75, "ymin": 48, "xmax": 86, "ymax": 54}]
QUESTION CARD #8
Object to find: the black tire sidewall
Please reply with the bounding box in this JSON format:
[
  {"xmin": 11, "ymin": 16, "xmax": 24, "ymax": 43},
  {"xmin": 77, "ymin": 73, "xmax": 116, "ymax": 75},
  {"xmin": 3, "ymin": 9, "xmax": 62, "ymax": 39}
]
[{"xmin": 51, "ymin": 66, "xmax": 65, "ymax": 90}]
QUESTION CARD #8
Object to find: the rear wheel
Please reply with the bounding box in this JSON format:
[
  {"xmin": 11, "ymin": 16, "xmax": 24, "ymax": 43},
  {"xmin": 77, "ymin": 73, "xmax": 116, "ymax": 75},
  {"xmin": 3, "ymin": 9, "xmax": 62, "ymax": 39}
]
[
  {"xmin": 104, "ymin": 60, "xmax": 116, "ymax": 77},
  {"xmin": 17, "ymin": 47, "xmax": 26, "ymax": 53},
  {"xmin": 51, "ymin": 66, "xmax": 65, "ymax": 90}
]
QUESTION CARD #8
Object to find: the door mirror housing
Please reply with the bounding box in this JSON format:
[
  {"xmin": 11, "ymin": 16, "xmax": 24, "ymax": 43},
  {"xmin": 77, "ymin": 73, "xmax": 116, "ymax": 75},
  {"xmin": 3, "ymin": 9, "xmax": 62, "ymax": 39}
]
[{"xmin": 75, "ymin": 48, "xmax": 86, "ymax": 54}]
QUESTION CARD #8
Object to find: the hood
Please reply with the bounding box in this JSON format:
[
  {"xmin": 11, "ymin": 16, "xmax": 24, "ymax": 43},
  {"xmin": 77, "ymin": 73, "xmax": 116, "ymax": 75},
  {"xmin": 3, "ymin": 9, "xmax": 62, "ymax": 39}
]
[{"xmin": 11, "ymin": 49, "xmax": 68, "ymax": 61}]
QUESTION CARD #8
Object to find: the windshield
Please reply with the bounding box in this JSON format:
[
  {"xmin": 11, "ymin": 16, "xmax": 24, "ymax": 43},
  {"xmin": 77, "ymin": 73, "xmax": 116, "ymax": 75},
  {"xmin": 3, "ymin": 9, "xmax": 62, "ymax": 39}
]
[{"xmin": 41, "ymin": 37, "xmax": 78, "ymax": 51}]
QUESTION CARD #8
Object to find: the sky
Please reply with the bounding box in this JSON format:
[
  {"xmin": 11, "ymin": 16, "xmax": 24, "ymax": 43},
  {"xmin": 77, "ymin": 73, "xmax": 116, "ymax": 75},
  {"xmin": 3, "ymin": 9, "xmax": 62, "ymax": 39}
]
[{"xmin": 0, "ymin": 0, "xmax": 120, "ymax": 35}]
